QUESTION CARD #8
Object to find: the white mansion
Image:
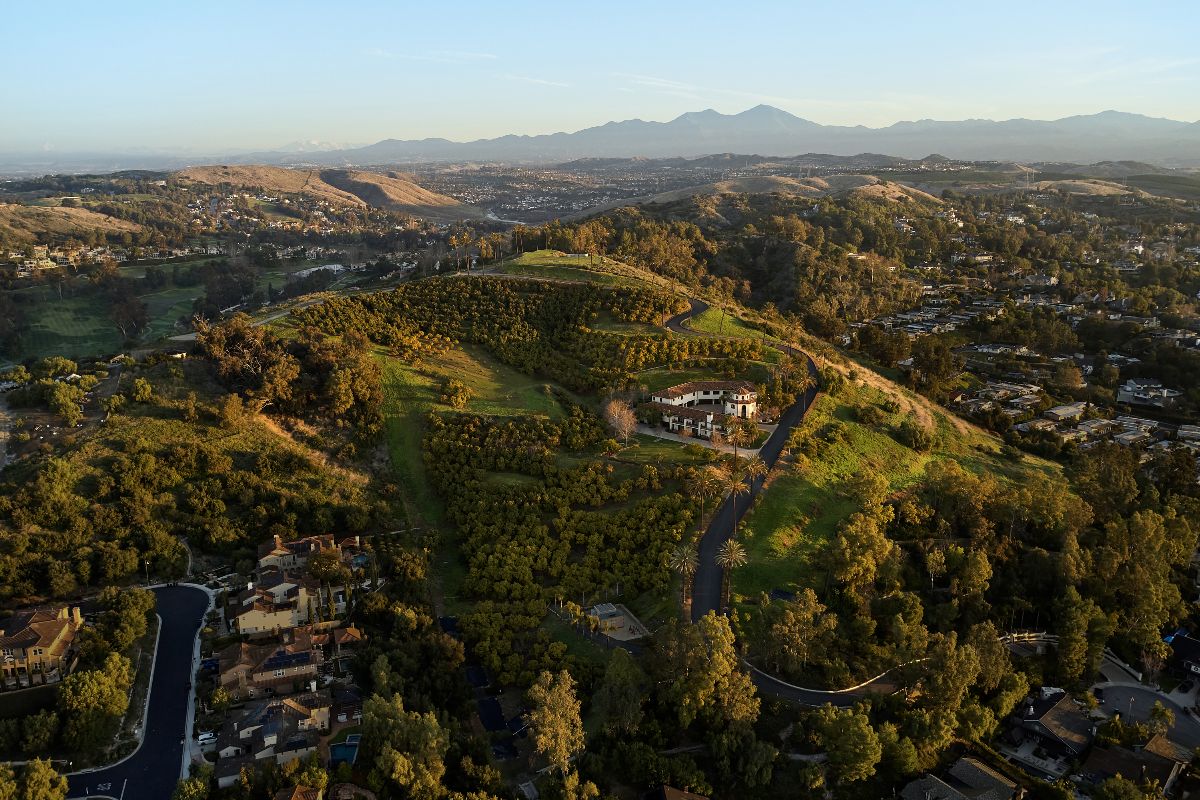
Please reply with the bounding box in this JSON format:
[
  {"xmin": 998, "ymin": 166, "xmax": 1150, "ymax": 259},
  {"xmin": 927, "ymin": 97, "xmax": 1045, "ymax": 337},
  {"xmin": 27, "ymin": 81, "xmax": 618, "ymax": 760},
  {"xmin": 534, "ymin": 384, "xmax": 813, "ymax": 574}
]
[{"xmin": 645, "ymin": 380, "xmax": 758, "ymax": 439}]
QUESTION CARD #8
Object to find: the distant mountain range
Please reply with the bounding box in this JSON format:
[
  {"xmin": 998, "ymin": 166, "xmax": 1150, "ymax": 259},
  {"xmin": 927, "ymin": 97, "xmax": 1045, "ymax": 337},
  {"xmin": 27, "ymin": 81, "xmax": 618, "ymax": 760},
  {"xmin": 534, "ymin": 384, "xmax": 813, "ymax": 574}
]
[
  {"xmin": 3, "ymin": 107, "xmax": 1199, "ymax": 175},
  {"xmin": 273, "ymin": 107, "xmax": 1200, "ymax": 168}
]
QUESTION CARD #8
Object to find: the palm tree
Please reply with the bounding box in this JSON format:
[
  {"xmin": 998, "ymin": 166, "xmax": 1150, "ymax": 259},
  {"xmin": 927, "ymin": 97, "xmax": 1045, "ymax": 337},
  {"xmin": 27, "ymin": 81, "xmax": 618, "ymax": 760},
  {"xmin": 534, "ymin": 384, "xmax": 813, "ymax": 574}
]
[
  {"xmin": 715, "ymin": 539, "xmax": 749, "ymax": 610},
  {"xmin": 687, "ymin": 466, "xmax": 723, "ymax": 533},
  {"xmin": 795, "ymin": 371, "xmax": 817, "ymax": 414},
  {"xmin": 744, "ymin": 456, "xmax": 768, "ymax": 488},
  {"xmin": 668, "ymin": 544, "xmax": 699, "ymax": 613}
]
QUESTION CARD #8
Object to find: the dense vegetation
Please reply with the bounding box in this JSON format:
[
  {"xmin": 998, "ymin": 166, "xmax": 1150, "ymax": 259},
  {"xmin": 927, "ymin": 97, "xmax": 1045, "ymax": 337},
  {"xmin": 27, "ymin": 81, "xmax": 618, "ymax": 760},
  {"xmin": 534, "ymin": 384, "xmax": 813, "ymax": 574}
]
[{"xmin": 296, "ymin": 276, "xmax": 762, "ymax": 391}]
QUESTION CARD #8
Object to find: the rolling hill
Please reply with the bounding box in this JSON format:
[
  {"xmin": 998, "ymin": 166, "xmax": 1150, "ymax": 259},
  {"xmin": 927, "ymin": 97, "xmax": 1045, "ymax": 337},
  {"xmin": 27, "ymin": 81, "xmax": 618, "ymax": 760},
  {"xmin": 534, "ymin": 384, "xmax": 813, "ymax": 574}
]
[
  {"xmin": 0, "ymin": 203, "xmax": 142, "ymax": 243},
  {"xmin": 174, "ymin": 165, "xmax": 483, "ymax": 220},
  {"xmin": 574, "ymin": 173, "xmax": 939, "ymax": 218}
]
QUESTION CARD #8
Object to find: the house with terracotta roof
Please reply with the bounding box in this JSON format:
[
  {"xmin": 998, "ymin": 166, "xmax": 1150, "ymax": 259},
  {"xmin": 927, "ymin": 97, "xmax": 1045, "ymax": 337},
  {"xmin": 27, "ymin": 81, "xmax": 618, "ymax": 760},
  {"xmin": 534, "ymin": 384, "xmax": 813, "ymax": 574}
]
[
  {"xmin": 274, "ymin": 788, "xmax": 322, "ymax": 800},
  {"xmin": 257, "ymin": 534, "xmax": 348, "ymax": 572},
  {"xmin": 216, "ymin": 640, "xmax": 323, "ymax": 699},
  {"xmin": 651, "ymin": 381, "xmax": 757, "ymax": 419},
  {"xmin": 0, "ymin": 605, "xmax": 83, "ymax": 687}
]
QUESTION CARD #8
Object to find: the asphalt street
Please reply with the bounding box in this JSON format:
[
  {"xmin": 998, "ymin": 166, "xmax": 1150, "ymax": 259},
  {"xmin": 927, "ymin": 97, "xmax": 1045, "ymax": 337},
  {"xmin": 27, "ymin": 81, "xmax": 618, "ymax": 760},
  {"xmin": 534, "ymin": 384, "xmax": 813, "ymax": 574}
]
[
  {"xmin": 67, "ymin": 585, "xmax": 209, "ymax": 800},
  {"xmin": 1098, "ymin": 684, "xmax": 1200, "ymax": 748}
]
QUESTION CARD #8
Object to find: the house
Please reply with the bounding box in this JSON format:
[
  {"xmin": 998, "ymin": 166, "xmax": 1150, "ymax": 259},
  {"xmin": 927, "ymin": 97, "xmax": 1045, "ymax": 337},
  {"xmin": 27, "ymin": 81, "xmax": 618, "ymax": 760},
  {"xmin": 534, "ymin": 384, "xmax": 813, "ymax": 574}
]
[
  {"xmin": 0, "ymin": 605, "xmax": 83, "ymax": 686},
  {"xmin": 216, "ymin": 640, "xmax": 323, "ymax": 699},
  {"xmin": 1044, "ymin": 402, "xmax": 1088, "ymax": 423},
  {"xmin": 1080, "ymin": 735, "xmax": 1190, "ymax": 794},
  {"xmin": 1114, "ymin": 430, "xmax": 1152, "ymax": 448},
  {"xmin": 900, "ymin": 757, "xmax": 1018, "ymax": 800},
  {"xmin": 257, "ymin": 534, "xmax": 345, "ymax": 572},
  {"xmin": 1118, "ymin": 379, "xmax": 1182, "ymax": 409},
  {"xmin": 650, "ymin": 381, "xmax": 758, "ymax": 420},
  {"xmin": 274, "ymin": 788, "xmax": 323, "ymax": 800},
  {"xmin": 230, "ymin": 569, "xmax": 348, "ymax": 636},
  {"xmin": 214, "ymin": 692, "xmax": 330, "ymax": 779},
  {"xmin": 1001, "ymin": 687, "xmax": 1094, "ymax": 777},
  {"xmin": 1167, "ymin": 632, "xmax": 1200, "ymax": 676}
]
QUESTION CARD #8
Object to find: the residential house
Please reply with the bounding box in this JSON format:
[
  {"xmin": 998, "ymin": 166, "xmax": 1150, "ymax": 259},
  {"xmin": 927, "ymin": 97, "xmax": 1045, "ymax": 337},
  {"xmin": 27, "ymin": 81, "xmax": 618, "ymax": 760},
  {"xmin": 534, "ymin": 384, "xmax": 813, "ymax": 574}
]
[
  {"xmin": 1001, "ymin": 687, "xmax": 1095, "ymax": 778},
  {"xmin": 216, "ymin": 640, "xmax": 323, "ymax": 699},
  {"xmin": 257, "ymin": 534, "xmax": 344, "ymax": 572},
  {"xmin": 1044, "ymin": 402, "xmax": 1088, "ymax": 423},
  {"xmin": 214, "ymin": 691, "xmax": 331, "ymax": 782},
  {"xmin": 1081, "ymin": 735, "xmax": 1189, "ymax": 794},
  {"xmin": 274, "ymin": 788, "xmax": 323, "ymax": 800},
  {"xmin": 900, "ymin": 757, "xmax": 1018, "ymax": 800},
  {"xmin": 0, "ymin": 606, "xmax": 83, "ymax": 686},
  {"xmin": 650, "ymin": 381, "xmax": 758, "ymax": 420},
  {"xmin": 1118, "ymin": 379, "xmax": 1182, "ymax": 409}
]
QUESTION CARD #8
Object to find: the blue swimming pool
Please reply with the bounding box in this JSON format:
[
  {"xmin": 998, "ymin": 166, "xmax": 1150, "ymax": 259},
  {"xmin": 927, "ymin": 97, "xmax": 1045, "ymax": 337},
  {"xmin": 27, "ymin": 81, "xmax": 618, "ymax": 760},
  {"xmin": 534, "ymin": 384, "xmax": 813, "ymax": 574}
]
[{"xmin": 330, "ymin": 734, "xmax": 361, "ymax": 767}]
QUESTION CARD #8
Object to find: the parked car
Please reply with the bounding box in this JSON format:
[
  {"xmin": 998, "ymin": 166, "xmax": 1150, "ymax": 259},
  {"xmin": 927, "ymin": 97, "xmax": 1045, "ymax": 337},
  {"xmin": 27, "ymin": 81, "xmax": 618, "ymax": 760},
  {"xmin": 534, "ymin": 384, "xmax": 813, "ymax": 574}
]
[{"xmin": 197, "ymin": 732, "xmax": 217, "ymax": 745}]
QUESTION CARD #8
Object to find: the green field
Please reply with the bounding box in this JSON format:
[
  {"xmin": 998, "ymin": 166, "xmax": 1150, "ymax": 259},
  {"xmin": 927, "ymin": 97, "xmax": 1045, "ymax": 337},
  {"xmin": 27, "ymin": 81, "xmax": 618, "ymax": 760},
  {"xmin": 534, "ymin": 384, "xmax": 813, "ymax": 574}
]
[
  {"xmin": 611, "ymin": 434, "xmax": 718, "ymax": 467},
  {"xmin": 688, "ymin": 307, "xmax": 779, "ymax": 343},
  {"xmin": 731, "ymin": 378, "xmax": 1061, "ymax": 600},
  {"xmin": 378, "ymin": 344, "xmax": 568, "ymax": 527},
  {"xmin": 492, "ymin": 250, "xmax": 625, "ymax": 285},
  {"xmin": 19, "ymin": 294, "xmax": 125, "ymax": 361}
]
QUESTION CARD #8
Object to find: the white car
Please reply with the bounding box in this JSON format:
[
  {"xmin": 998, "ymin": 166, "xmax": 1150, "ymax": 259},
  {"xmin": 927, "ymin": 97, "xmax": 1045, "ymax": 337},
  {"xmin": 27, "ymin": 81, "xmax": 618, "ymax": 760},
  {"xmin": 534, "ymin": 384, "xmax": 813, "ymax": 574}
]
[{"xmin": 196, "ymin": 732, "xmax": 217, "ymax": 745}]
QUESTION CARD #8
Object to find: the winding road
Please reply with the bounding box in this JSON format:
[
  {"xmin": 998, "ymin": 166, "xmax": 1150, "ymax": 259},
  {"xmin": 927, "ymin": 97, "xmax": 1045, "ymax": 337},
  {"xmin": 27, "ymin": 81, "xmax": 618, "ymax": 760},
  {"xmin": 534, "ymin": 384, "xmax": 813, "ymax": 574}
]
[
  {"xmin": 663, "ymin": 301, "xmax": 877, "ymax": 706},
  {"xmin": 67, "ymin": 585, "xmax": 210, "ymax": 800}
]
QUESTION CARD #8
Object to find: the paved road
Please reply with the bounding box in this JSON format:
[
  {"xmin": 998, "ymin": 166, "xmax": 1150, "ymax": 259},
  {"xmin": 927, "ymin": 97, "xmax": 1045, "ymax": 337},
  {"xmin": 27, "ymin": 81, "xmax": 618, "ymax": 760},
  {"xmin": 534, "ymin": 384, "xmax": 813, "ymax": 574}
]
[
  {"xmin": 1098, "ymin": 684, "xmax": 1200, "ymax": 749},
  {"xmin": 663, "ymin": 301, "xmax": 858, "ymax": 706},
  {"xmin": 67, "ymin": 585, "xmax": 209, "ymax": 800},
  {"xmin": 665, "ymin": 299, "xmax": 818, "ymax": 624}
]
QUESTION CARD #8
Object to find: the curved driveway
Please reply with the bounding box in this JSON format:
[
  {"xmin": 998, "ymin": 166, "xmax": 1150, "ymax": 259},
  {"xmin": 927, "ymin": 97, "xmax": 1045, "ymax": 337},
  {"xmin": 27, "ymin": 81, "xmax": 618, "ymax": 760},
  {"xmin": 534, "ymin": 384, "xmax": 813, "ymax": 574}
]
[
  {"xmin": 663, "ymin": 301, "xmax": 862, "ymax": 706},
  {"xmin": 664, "ymin": 299, "xmax": 818, "ymax": 624},
  {"xmin": 68, "ymin": 585, "xmax": 210, "ymax": 800}
]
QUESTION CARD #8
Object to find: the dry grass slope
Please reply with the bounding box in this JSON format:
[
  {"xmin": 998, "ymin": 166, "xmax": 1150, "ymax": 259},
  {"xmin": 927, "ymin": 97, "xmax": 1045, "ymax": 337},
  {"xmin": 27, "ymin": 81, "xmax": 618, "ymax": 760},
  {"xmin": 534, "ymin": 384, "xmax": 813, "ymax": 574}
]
[
  {"xmin": 175, "ymin": 164, "xmax": 483, "ymax": 220},
  {"xmin": 0, "ymin": 203, "xmax": 142, "ymax": 242}
]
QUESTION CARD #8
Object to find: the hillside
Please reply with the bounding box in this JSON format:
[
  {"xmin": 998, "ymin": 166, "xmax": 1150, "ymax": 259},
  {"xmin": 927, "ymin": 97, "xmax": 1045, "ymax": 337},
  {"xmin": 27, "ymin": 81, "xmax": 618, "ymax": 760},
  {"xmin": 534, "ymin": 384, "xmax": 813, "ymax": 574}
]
[
  {"xmin": 317, "ymin": 169, "xmax": 479, "ymax": 220},
  {"xmin": 174, "ymin": 164, "xmax": 482, "ymax": 220},
  {"xmin": 0, "ymin": 202, "xmax": 142, "ymax": 242},
  {"xmin": 577, "ymin": 173, "xmax": 939, "ymax": 218}
]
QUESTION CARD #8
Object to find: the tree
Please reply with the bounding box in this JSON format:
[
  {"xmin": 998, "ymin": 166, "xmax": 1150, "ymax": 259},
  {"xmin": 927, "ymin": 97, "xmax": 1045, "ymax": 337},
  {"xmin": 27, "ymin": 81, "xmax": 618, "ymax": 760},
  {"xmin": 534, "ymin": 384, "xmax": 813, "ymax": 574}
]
[
  {"xmin": 57, "ymin": 653, "xmax": 132, "ymax": 753},
  {"xmin": 1148, "ymin": 701, "xmax": 1175, "ymax": 736},
  {"xmin": 110, "ymin": 293, "xmax": 149, "ymax": 339},
  {"xmin": 656, "ymin": 613, "xmax": 760, "ymax": 729},
  {"xmin": 0, "ymin": 764, "xmax": 16, "ymax": 800},
  {"xmin": 715, "ymin": 539, "xmax": 749, "ymax": 609},
  {"xmin": 47, "ymin": 382, "xmax": 84, "ymax": 427},
  {"xmin": 767, "ymin": 589, "xmax": 836, "ymax": 675},
  {"xmin": 817, "ymin": 705, "xmax": 881, "ymax": 784},
  {"xmin": 668, "ymin": 544, "xmax": 698, "ymax": 609},
  {"xmin": 20, "ymin": 711, "xmax": 58, "ymax": 756},
  {"xmin": 527, "ymin": 670, "xmax": 585, "ymax": 776},
  {"xmin": 686, "ymin": 466, "xmax": 723, "ymax": 532},
  {"xmin": 171, "ymin": 767, "xmax": 212, "ymax": 800},
  {"xmin": 19, "ymin": 759, "xmax": 67, "ymax": 800},
  {"xmin": 602, "ymin": 399, "xmax": 637, "ymax": 446},
  {"xmin": 592, "ymin": 649, "xmax": 645, "ymax": 736},
  {"xmin": 362, "ymin": 693, "xmax": 449, "ymax": 800},
  {"xmin": 131, "ymin": 377, "xmax": 153, "ymax": 403}
]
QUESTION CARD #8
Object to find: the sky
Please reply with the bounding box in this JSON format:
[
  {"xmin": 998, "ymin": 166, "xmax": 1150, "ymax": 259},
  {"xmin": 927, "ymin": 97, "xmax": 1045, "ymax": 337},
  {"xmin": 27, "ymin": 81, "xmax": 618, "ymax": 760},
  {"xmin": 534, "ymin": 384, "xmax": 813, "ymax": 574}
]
[{"xmin": 3, "ymin": 0, "xmax": 1199, "ymax": 153}]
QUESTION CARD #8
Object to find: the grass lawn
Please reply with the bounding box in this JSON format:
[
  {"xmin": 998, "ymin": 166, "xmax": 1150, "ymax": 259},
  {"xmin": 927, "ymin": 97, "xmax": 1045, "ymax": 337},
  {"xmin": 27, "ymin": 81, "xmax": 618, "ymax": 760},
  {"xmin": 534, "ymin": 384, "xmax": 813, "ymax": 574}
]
[
  {"xmin": 610, "ymin": 434, "xmax": 716, "ymax": 467},
  {"xmin": 732, "ymin": 378, "xmax": 1062, "ymax": 601},
  {"xmin": 492, "ymin": 250, "xmax": 625, "ymax": 285},
  {"xmin": 688, "ymin": 307, "xmax": 780, "ymax": 343},
  {"xmin": 328, "ymin": 724, "xmax": 362, "ymax": 746},
  {"xmin": 20, "ymin": 294, "xmax": 125, "ymax": 361}
]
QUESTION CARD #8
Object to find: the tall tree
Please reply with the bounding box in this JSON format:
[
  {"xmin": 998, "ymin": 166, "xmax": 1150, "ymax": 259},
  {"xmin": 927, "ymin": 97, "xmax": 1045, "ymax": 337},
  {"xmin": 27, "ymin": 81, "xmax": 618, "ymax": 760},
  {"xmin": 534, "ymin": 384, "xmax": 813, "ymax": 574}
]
[{"xmin": 527, "ymin": 670, "xmax": 586, "ymax": 776}]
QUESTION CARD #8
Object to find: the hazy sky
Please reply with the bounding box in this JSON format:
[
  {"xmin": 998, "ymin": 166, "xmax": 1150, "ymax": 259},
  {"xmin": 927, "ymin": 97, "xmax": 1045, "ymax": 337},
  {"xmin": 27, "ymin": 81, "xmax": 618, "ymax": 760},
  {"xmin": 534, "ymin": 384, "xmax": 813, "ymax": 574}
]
[{"xmin": 3, "ymin": 0, "xmax": 1198, "ymax": 153}]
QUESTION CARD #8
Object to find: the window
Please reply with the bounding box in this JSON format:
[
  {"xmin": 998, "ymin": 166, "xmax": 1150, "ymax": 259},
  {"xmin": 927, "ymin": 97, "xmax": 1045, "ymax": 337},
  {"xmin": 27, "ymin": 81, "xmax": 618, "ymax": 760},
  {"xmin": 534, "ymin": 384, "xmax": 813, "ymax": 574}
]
[{"xmin": 274, "ymin": 669, "xmax": 284, "ymax": 677}]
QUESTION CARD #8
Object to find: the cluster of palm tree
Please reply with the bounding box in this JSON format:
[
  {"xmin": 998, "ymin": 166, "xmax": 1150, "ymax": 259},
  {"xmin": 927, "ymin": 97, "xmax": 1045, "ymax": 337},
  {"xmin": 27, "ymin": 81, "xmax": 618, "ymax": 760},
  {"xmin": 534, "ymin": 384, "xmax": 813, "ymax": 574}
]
[{"xmin": 669, "ymin": 452, "xmax": 769, "ymax": 614}]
